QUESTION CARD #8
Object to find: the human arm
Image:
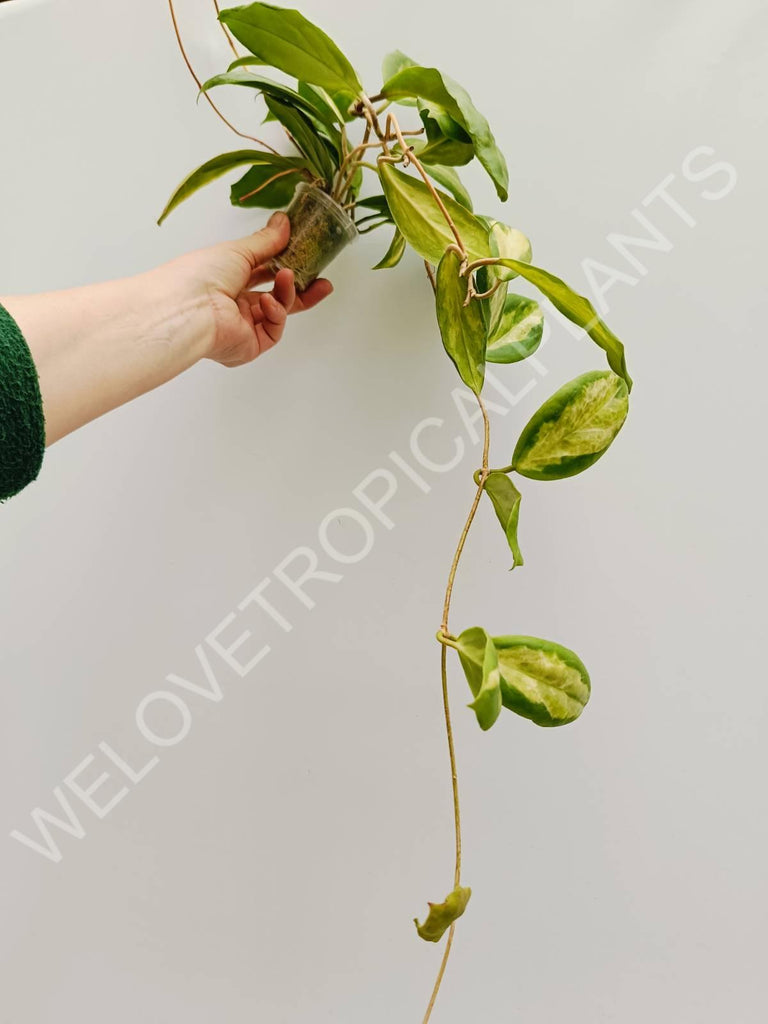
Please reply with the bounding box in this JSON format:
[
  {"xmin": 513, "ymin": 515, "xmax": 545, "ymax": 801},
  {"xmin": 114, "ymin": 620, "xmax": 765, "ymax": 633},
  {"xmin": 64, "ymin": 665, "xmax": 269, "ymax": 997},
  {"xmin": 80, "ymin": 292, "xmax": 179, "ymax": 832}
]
[{"xmin": 0, "ymin": 211, "xmax": 331, "ymax": 448}]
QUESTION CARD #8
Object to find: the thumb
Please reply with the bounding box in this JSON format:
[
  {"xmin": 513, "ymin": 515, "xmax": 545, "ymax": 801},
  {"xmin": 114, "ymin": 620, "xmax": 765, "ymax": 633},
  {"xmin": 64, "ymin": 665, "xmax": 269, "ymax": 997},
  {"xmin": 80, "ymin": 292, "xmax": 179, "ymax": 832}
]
[{"xmin": 228, "ymin": 211, "xmax": 291, "ymax": 275}]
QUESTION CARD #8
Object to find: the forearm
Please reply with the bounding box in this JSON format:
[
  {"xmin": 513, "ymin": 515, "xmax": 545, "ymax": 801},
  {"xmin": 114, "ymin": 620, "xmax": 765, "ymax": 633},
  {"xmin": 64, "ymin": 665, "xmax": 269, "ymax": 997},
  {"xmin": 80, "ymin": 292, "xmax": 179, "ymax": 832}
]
[{"xmin": 1, "ymin": 267, "xmax": 212, "ymax": 445}]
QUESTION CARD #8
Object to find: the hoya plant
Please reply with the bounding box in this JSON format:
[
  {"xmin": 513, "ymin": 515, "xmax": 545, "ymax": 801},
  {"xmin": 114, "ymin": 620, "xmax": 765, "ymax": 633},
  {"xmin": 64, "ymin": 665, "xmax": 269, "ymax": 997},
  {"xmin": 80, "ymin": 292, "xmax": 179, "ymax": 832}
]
[{"xmin": 161, "ymin": 2, "xmax": 632, "ymax": 1017}]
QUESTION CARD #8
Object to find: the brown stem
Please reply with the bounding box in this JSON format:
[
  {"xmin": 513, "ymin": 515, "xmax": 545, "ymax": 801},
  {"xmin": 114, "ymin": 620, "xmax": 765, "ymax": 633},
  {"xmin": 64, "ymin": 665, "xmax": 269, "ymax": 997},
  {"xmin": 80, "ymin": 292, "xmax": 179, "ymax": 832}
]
[
  {"xmin": 333, "ymin": 120, "xmax": 372, "ymax": 202},
  {"xmin": 472, "ymin": 278, "xmax": 504, "ymax": 301},
  {"xmin": 167, "ymin": 0, "xmax": 280, "ymax": 155},
  {"xmin": 211, "ymin": 0, "xmax": 239, "ymax": 59},
  {"xmin": 422, "ymin": 392, "xmax": 491, "ymax": 1022},
  {"xmin": 463, "ymin": 256, "xmax": 505, "ymax": 275},
  {"xmin": 422, "ymin": 924, "xmax": 456, "ymax": 1024}
]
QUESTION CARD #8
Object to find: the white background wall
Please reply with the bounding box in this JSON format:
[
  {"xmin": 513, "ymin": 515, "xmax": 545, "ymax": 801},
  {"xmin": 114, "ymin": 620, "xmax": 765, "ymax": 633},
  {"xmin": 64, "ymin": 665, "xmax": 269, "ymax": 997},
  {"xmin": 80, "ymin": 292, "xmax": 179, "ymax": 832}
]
[{"xmin": 1, "ymin": 1, "xmax": 766, "ymax": 1021}]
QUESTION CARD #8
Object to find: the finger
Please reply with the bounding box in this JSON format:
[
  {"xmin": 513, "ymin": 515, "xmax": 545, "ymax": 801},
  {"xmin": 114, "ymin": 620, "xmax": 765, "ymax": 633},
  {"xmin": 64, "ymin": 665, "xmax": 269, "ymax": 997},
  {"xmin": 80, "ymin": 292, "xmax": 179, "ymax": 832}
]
[
  {"xmin": 290, "ymin": 278, "xmax": 334, "ymax": 313},
  {"xmin": 258, "ymin": 291, "xmax": 288, "ymax": 347},
  {"xmin": 229, "ymin": 211, "xmax": 290, "ymax": 274},
  {"xmin": 272, "ymin": 267, "xmax": 296, "ymax": 312}
]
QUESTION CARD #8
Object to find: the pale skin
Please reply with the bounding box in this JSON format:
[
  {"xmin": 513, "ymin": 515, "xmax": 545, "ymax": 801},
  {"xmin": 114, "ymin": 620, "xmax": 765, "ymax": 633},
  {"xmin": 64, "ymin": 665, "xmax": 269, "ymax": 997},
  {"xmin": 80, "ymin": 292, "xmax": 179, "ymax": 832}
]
[{"xmin": 0, "ymin": 211, "xmax": 331, "ymax": 446}]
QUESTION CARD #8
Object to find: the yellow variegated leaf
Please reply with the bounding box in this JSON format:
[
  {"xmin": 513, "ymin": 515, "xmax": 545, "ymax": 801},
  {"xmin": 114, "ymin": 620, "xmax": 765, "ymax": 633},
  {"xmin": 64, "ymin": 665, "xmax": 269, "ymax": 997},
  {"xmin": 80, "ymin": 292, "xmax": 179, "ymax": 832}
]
[
  {"xmin": 512, "ymin": 370, "xmax": 629, "ymax": 480},
  {"xmin": 493, "ymin": 636, "xmax": 591, "ymax": 726},
  {"xmin": 488, "ymin": 221, "xmax": 532, "ymax": 281},
  {"xmin": 486, "ymin": 295, "xmax": 544, "ymax": 364},
  {"xmin": 491, "ymin": 257, "xmax": 631, "ymax": 388},
  {"xmin": 378, "ymin": 162, "xmax": 491, "ymax": 264}
]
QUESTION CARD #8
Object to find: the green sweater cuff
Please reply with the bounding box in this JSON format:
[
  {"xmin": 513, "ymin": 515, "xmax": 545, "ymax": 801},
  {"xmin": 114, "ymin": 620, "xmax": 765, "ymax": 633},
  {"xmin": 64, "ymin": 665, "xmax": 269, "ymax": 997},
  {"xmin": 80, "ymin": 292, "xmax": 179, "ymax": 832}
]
[{"xmin": 0, "ymin": 302, "xmax": 45, "ymax": 501}]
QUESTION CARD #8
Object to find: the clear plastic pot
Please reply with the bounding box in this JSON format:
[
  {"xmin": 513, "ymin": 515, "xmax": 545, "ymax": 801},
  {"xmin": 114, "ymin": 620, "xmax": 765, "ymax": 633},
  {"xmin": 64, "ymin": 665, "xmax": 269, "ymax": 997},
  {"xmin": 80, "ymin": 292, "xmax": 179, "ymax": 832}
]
[{"xmin": 267, "ymin": 183, "xmax": 357, "ymax": 291}]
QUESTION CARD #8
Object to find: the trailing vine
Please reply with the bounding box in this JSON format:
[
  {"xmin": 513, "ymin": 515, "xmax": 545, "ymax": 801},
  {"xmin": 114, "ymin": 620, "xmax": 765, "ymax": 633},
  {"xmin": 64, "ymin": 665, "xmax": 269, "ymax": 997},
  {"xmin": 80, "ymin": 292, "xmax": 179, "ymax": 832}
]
[{"xmin": 161, "ymin": 3, "xmax": 633, "ymax": 1019}]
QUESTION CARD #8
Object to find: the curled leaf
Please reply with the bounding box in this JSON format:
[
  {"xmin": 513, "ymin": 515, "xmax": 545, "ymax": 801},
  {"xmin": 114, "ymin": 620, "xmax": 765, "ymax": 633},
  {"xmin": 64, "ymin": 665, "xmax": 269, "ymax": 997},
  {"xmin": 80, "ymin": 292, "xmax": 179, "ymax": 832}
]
[
  {"xmin": 417, "ymin": 103, "xmax": 474, "ymax": 167},
  {"xmin": 381, "ymin": 65, "xmax": 509, "ymax": 200},
  {"xmin": 373, "ymin": 228, "xmax": 406, "ymax": 269},
  {"xmin": 414, "ymin": 885, "xmax": 472, "ymax": 942},
  {"xmin": 158, "ymin": 150, "xmax": 295, "ymax": 224},
  {"xmin": 489, "ymin": 257, "xmax": 631, "ymax": 389},
  {"xmin": 512, "ymin": 370, "xmax": 629, "ymax": 480},
  {"xmin": 455, "ymin": 627, "xmax": 502, "ymax": 730},
  {"xmin": 483, "ymin": 472, "xmax": 524, "ymax": 568}
]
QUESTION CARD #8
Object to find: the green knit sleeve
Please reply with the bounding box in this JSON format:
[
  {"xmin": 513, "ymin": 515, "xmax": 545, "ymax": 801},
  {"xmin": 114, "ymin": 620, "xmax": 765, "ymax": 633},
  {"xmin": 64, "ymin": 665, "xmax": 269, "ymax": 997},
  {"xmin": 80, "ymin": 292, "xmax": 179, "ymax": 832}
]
[{"xmin": 0, "ymin": 302, "xmax": 45, "ymax": 501}]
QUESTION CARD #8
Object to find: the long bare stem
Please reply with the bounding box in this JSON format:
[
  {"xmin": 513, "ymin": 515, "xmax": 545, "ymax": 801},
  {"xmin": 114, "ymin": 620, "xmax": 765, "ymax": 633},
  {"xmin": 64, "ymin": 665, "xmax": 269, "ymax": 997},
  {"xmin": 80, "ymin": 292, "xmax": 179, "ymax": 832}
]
[
  {"xmin": 422, "ymin": 924, "xmax": 456, "ymax": 1024},
  {"xmin": 211, "ymin": 0, "xmax": 239, "ymax": 58},
  {"xmin": 422, "ymin": 394, "xmax": 491, "ymax": 1023},
  {"xmin": 167, "ymin": 0, "xmax": 280, "ymax": 154}
]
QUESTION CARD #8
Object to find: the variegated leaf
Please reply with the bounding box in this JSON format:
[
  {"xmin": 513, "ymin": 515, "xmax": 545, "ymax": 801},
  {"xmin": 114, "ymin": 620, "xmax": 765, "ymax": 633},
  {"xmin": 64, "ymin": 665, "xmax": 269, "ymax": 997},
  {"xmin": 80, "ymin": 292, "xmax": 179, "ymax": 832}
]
[
  {"xmin": 489, "ymin": 257, "xmax": 631, "ymax": 388},
  {"xmin": 486, "ymin": 295, "xmax": 543, "ymax": 364},
  {"xmin": 414, "ymin": 885, "xmax": 472, "ymax": 942},
  {"xmin": 435, "ymin": 250, "xmax": 487, "ymax": 394},
  {"xmin": 488, "ymin": 221, "xmax": 532, "ymax": 281},
  {"xmin": 373, "ymin": 228, "xmax": 406, "ymax": 269},
  {"xmin": 378, "ymin": 162, "xmax": 490, "ymax": 264},
  {"xmin": 455, "ymin": 626, "xmax": 502, "ymax": 730},
  {"xmin": 493, "ymin": 636, "xmax": 591, "ymax": 726},
  {"xmin": 512, "ymin": 370, "xmax": 629, "ymax": 480},
  {"xmin": 483, "ymin": 473, "xmax": 524, "ymax": 568}
]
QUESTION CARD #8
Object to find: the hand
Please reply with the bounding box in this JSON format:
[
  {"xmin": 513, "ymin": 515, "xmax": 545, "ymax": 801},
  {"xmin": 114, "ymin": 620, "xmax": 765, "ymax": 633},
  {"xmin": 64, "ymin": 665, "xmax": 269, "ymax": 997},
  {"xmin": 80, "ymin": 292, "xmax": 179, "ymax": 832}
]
[{"xmin": 159, "ymin": 211, "xmax": 333, "ymax": 367}]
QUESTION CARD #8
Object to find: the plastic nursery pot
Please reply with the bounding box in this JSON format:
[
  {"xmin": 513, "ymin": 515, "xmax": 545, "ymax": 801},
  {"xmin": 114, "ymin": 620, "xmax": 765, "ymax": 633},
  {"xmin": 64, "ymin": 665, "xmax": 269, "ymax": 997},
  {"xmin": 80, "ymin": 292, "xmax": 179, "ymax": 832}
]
[{"xmin": 267, "ymin": 183, "xmax": 357, "ymax": 291}]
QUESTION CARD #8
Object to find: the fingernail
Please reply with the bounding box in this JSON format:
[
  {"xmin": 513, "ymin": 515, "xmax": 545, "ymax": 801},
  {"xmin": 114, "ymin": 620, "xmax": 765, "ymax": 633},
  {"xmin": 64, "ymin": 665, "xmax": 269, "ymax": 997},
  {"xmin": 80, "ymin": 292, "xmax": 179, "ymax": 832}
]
[{"xmin": 268, "ymin": 211, "xmax": 288, "ymax": 227}]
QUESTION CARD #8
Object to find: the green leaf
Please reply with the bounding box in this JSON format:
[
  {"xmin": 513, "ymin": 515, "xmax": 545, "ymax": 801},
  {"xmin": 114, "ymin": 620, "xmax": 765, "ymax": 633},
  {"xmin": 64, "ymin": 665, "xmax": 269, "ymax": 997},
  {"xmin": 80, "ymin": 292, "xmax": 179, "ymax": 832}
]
[
  {"xmin": 373, "ymin": 228, "xmax": 406, "ymax": 269},
  {"xmin": 486, "ymin": 294, "xmax": 544, "ymax": 364},
  {"xmin": 230, "ymin": 159, "xmax": 308, "ymax": 208},
  {"xmin": 489, "ymin": 257, "xmax": 632, "ymax": 389},
  {"xmin": 297, "ymin": 81, "xmax": 350, "ymax": 125},
  {"xmin": 381, "ymin": 66, "xmax": 509, "ymax": 200},
  {"xmin": 158, "ymin": 149, "xmax": 291, "ymax": 224},
  {"xmin": 392, "ymin": 141, "xmax": 473, "ymax": 206},
  {"xmin": 455, "ymin": 627, "xmax": 503, "ymax": 730},
  {"xmin": 512, "ymin": 370, "xmax": 629, "ymax": 480},
  {"xmin": 219, "ymin": 2, "xmax": 362, "ymax": 100},
  {"xmin": 493, "ymin": 635, "xmax": 591, "ymax": 726},
  {"xmin": 414, "ymin": 885, "xmax": 471, "ymax": 942},
  {"xmin": 378, "ymin": 162, "xmax": 491, "ymax": 264},
  {"xmin": 423, "ymin": 163, "xmax": 473, "ymax": 210},
  {"xmin": 436, "ymin": 250, "xmax": 487, "ymax": 394},
  {"xmin": 381, "ymin": 50, "xmax": 418, "ymax": 97},
  {"xmin": 482, "ymin": 473, "xmax": 524, "ymax": 568},
  {"xmin": 264, "ymin": 95, "xmax": 335, "ymax": 181},
  {"xmin": 226, "ymin": 55, "xmax": 268, "ymax": 70},
  {"xmin": 418, "ymin": 99, "xmax": 472, "ymax": 144},
  {"xmin": 354, "ymin": 194, "xmax": 391, "ymax": 218},
  {"xmin": 417, "ymin": 104, "xmax": 474, "ymax": 166},
  {"xmin": 202, "ymin": 71, "xmax": 343, "ymax": 154},
  {"xmin": 203, "ymin": 69, "xmax": 320, "ymax": 116}
]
